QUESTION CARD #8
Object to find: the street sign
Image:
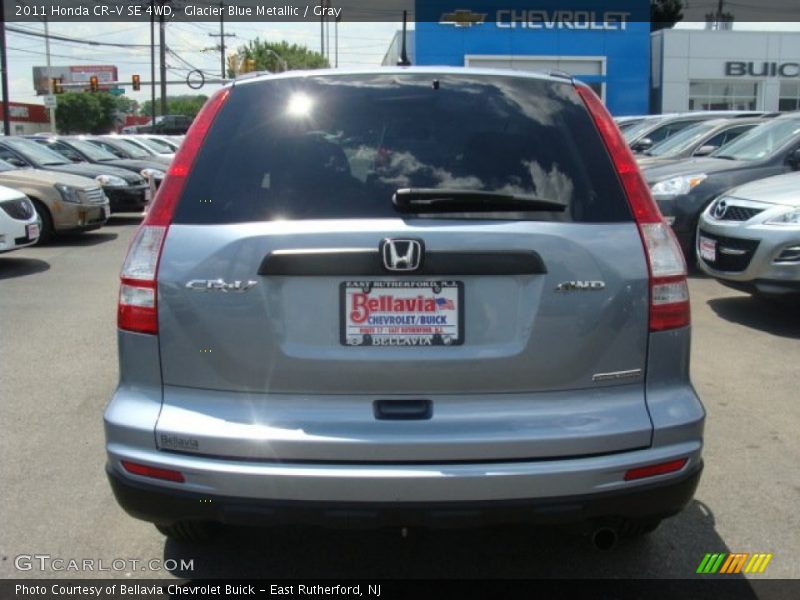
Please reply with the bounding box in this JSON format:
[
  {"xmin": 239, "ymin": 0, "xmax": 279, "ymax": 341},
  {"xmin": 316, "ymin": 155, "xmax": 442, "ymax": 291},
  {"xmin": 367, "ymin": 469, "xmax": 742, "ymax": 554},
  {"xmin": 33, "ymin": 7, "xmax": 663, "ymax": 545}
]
[
  {"xmin": 43, "ymin": 95, "xmax": 57, "ymax": 108},
  {"xmin": 109, "ymin": 88, "xmax": 125, "ymax": 96}
]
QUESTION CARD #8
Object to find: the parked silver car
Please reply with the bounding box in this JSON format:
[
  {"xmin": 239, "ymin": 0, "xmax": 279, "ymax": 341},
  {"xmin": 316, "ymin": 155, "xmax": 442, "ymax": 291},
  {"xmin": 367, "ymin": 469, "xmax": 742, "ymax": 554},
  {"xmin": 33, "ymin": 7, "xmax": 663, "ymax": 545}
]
[
  {"xmin": 698, "ymin": 171, "xmax": 800, "ymax": 297},
  {"xmin": 105, "ymin": 68, "xmax": 704, "ymax": 546}
]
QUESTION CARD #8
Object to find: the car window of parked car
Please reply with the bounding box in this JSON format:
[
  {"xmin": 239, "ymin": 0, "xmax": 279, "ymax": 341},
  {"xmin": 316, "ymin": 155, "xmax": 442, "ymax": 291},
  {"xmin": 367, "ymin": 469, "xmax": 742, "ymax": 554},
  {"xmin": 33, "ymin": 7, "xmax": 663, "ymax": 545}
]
[
  {"xmin": 0, "ymin": 146, "xmax": 29, "ymax": 167},
  {"xmin": 0, "ymin": 158, "xmax": 20, "ymax": 171},
  {"xmin": 43, "ymin": 141, "xmax": 84, "ymax": 162},
  {"xmin": 68, "ymin": 139, "xmax": 119, "ymax": 162},
  {"xmin": 86, "ymin": 139, "xmax": 126, "ymax": 159},
  {"xmin": 623, "ymin": 118, "xmax": 664, "ymax": 143},
  {"xmin": 646, "ymin": 122, "xmax": 717, "ymax": 157},
  {"xmin": 174, "ymin": 74, "xmax": 632, "ymax": 224},
  {"xmin": 1, "ymin": 138, "xmax": 70, "ymax": 166},
  {"xmin": 646, "ymin": 120, "xmax": 699, "ymax": 145},
  {"xmin": 108, "ymin": 138, "xmax": 153, "ymax": 159},
  {"xmin": 137, "ymin": 137, "xmax": 173, "ymax": 153},
  {"xmin": 705, "ymin": 125, "xmax": 754, "ymax": 149},
  {"xmin": 713, "ymin": 119, "xmax": 800, "ymax": 161}
]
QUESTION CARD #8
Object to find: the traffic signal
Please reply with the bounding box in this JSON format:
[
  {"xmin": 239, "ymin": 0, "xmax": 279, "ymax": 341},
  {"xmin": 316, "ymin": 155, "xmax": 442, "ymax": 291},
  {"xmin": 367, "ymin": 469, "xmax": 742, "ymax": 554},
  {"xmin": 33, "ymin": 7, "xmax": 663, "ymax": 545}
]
[
  {"xmin": 89, "ymin": 75, "xmax": 99, "ymax": 92},
  {"xmin": 227, "ymin": 54, "xmax": 239, "ymax": 76},
  {"xmin": 51, "ymin": 77, "xmax": 64, "ymax": 94},
  {"xmin": 132, "ymin": 75, "xmax": 141, "ymax": 91}
]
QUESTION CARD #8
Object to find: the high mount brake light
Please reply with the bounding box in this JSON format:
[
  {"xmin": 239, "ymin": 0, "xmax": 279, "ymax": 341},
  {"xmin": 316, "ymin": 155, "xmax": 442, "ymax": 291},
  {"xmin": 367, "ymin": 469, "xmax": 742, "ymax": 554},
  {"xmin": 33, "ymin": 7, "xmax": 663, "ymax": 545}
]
[
  {"xmin": 576, "ymin": 86, "xmax": 690, "ymax": 332},
  {"xmin": 118, "ymin": 88, "xmax": 230, "ymax": 334}
]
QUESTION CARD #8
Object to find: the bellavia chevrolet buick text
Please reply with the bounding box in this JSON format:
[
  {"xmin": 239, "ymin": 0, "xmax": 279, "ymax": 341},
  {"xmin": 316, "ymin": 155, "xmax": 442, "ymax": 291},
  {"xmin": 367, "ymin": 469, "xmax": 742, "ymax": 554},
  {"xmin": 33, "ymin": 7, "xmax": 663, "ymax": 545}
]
[{"xmin": 104, "ymin": 68, "xmax": 705, "ymax": 547}]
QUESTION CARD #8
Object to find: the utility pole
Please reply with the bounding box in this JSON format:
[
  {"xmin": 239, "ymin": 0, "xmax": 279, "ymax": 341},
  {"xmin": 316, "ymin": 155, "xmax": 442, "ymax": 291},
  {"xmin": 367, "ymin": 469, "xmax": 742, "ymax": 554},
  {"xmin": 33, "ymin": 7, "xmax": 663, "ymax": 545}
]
[
  {"xmin": 319, "ymin": 2, "xmax": 324, "ymax": 56},
  {"xmin": 335, "ymin": 14, "xmax": 340, "ymax": 68},
  {"xmin": 150, "ymin": 0, "xmax": 156, "ymax": 123},
  {"xmin": 325, "ymin": 1, "xmax": 330, "ymax": 61},
  {"xmin": 44, "ymin": 16, "xmax": 56, "ymax": 132},
  {"xmin": 0, "ymin": 0, "xmax": 10, "ymax": 136},
  {"xmin": 159, "ymin": 5, "xmax": 167, "ymax": 117},
  {"xmin": 208, "ymin": 1, "xmax": 235, "ymax": 80}
]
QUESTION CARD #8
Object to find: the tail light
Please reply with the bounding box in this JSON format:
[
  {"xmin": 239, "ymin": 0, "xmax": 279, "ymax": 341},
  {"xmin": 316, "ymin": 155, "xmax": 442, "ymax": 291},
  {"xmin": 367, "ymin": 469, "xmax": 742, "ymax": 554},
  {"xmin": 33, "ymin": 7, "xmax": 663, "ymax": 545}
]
[
  {"xmin": 576, "ymin": 86, "xmax": 690, "ymax": 332},
  {"xmin": 121, "ymin": 460, "xmax": 185, "ymax": 483},
  {"xmin": 118, "ymin": 88, "xmax": 230, "ymax": 334},
  {"xmin": 624, "ymin": 458, "xmax": 688, "ymax": 481}
]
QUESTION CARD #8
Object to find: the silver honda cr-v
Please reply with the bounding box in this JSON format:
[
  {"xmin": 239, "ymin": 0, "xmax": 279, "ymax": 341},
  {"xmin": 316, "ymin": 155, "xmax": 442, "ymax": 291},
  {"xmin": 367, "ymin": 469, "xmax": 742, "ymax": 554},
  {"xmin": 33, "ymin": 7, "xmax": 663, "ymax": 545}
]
[{"xmin": 105, "ymin": 68, "xmax": 704, "ymax": 546}]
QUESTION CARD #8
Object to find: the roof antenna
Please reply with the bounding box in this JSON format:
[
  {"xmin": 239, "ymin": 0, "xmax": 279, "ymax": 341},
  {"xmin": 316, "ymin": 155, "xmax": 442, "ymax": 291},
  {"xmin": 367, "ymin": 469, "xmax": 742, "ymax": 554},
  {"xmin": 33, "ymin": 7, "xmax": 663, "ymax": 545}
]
[{"xmin": 397, "ymin": 10, "xmax": 411, "ymax": 66}]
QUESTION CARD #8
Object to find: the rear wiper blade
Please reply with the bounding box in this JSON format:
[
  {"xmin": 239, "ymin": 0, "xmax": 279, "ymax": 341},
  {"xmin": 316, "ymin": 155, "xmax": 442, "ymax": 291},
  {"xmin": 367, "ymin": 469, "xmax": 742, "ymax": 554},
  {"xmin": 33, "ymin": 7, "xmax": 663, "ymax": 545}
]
[{"xmin": 392, "ymin": 188, "xmax": 567, "ymax": 213}]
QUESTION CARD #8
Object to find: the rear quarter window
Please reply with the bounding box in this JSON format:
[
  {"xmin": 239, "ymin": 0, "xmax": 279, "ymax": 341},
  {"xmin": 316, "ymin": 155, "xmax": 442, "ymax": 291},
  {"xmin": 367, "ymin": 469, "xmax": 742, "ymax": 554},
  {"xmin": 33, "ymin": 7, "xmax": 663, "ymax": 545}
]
[{"xmin": 174, "ymin": 73, "xmax": 631, "ymax": 224}]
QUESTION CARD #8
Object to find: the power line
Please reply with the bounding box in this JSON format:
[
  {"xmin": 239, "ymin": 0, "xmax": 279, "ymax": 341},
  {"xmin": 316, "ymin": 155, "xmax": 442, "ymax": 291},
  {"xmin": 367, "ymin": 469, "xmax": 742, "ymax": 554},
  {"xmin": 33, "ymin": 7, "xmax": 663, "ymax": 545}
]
[
  {"xmin": 6, "ymin": 27, "xmax": 216, "ymax": 56},
  {"xmin": 6, "ymin": 45, "xmax": 154, "ymax": 65},
  {"xmin": 6, "ymin": 25, "xmax": 152, "ymax": 48}
]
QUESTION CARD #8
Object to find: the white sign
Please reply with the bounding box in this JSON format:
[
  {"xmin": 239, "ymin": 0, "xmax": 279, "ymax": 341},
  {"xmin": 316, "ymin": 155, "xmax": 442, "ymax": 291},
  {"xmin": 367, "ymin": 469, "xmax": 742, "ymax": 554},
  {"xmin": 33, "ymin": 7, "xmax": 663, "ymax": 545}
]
[
  {"xmin": 8, "ymin": 106, "xmax": 30, "ymax": 118},
  {"xmin": 43, "ymin": 95, "xmax": 57, "ymax": 109}
]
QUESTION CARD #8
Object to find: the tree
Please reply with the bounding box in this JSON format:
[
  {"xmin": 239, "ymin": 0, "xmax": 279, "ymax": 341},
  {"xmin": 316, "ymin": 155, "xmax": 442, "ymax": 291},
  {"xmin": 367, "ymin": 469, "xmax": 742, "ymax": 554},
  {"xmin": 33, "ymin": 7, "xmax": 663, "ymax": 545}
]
[
  {"xmin": 651, "ymin": 0, "xmax": 683, "ymax": 32},
  {"xmin": 54, "ymin": 92, "xmax": 117, "ymax": 134},
  {"xmin": 113, "ymin": 95, "xmax": 139, "ymax": 115},
  {"xmin": 229, "ymin": 38, "xmax": 329, "ymax": 77},
  {"xmin": 140, "ymin": 95, "xmax": 208, "ymax": 119}
]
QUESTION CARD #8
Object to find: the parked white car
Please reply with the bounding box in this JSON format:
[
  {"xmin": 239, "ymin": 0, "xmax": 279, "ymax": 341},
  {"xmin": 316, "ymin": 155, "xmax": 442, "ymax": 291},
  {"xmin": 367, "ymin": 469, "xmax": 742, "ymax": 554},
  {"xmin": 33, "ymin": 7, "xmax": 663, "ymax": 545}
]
[
  {"xmin": 0, "ymin": 184, "xmax": 40, "ymax": 253},
  {"xmin": 114, "ymin": 135, "xmax": 175, "ymax": 160},
  {"xmin": 698, "ymin": 171, "xmax": 800, "ymax": 298}
]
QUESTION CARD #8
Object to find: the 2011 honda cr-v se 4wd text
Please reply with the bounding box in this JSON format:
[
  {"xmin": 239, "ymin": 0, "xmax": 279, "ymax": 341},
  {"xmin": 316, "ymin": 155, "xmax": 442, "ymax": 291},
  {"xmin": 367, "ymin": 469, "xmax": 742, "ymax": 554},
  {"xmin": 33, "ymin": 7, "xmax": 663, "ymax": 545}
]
[{"xmin": 104, "ymin": 68, "xmax": 705, "ymax": 546}]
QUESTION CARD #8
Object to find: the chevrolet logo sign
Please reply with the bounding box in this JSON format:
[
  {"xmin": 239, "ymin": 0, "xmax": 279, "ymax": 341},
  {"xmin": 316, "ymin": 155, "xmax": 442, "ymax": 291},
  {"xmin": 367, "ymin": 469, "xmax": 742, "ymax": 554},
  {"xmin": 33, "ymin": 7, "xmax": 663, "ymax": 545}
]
[{"xmin": 440, "ymin": 9, "xmax": 487, "ymax": 27}]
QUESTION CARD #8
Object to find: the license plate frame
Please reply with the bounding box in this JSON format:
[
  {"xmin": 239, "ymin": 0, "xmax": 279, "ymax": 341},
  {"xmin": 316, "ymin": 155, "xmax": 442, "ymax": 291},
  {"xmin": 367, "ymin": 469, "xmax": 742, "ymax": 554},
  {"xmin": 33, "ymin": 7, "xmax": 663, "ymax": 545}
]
[
  {"xmin": 340, "ymin": 280, "xmax": 464, "ymax": 347},
  {"xmin": 26, "ymin": 222, "xmax": 40, "ymax": 241},
  {"xmin": 699, "ymin": 236, "xmax": 717, "ymax": 262}
]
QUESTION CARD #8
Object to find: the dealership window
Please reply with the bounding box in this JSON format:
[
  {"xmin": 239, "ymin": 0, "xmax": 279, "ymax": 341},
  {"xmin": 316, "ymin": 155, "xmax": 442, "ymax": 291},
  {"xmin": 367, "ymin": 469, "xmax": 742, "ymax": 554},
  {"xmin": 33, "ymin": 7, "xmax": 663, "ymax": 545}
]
[
  {"xmin": 688, "ymin": 80, "xmax": 757, "ymax": 111},
  {"xmin": 779, "ymin": 81, "xmax": 800, "ymax": 111}
]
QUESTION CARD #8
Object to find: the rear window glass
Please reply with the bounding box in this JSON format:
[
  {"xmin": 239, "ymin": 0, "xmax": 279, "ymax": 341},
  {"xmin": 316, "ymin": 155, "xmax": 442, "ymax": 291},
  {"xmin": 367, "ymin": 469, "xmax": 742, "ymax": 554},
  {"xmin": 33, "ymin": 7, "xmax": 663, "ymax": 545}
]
[{"xmin": 174, "ymin": 73, "xmax": 631, "ymax": 223}]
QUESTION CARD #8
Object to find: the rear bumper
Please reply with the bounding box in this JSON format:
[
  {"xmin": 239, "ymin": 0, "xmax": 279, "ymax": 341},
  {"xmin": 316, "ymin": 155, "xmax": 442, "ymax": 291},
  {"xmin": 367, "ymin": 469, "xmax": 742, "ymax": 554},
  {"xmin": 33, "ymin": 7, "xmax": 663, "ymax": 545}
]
[{"xmin": 107, "ymin": 460, "xmax": 702, "ymax": 528}]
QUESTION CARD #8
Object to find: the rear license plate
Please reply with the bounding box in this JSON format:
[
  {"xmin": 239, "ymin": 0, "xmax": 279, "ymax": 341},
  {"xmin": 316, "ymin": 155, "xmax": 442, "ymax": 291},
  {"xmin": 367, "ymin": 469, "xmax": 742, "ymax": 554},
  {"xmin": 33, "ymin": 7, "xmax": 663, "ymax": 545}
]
[
  {"xmin": 699, "ymin": 236, "xmax": 717, "ymax": 262},
  {"xmin": 26, "ymin": 223, "xmax": 39, "ymax": 240},
  {"xmin": 341, "ymin": 281, "xmax": 463, "ymax": 347}
]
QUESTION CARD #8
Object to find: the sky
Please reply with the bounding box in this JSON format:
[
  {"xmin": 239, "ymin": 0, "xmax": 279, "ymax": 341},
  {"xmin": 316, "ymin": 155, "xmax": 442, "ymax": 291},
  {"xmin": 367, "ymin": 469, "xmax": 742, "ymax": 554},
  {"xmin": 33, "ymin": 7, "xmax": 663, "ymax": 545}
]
[
  {"xmin": 5, "ymin": 20, "xmax": 402, "ymax": 105},
  {"xmin": 4, "ymin": 19, "xmax": 800, "ymax": 107}
]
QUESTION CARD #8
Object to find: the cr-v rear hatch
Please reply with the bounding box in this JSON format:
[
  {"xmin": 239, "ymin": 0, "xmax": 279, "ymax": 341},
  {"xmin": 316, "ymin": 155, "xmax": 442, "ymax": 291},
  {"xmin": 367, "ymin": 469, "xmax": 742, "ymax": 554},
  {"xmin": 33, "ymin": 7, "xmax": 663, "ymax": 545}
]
[{"xmin": 149, "ymin": 71, "xmax": 655, "ymax": 461}]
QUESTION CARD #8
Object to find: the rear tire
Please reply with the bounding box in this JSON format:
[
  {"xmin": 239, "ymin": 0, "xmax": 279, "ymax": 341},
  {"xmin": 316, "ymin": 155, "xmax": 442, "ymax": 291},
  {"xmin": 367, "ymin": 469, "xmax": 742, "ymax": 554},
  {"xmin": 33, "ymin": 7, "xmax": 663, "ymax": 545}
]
[
  {"xmin": 30, "ymin": 199, "xmax": 54, "ymax": 244},
  {"xmin": 155, "ymin": 521, "xmax": 219, "ymax": 543}
]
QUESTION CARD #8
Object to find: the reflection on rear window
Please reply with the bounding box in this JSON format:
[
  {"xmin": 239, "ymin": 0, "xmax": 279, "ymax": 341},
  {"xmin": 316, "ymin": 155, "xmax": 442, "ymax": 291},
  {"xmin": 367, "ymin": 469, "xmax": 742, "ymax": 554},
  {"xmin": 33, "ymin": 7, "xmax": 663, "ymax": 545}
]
[{"xmin": 174, "ymin": 73, "xmax": 631, "ymax": 223}]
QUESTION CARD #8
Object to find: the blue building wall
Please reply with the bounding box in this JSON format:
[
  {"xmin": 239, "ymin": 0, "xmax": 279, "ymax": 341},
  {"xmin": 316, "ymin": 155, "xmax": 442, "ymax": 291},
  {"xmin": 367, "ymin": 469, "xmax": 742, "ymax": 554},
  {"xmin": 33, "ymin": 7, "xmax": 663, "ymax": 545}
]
[{"xmin": 413, "ymin": 1, "xmax": 650, "ymax": 115}]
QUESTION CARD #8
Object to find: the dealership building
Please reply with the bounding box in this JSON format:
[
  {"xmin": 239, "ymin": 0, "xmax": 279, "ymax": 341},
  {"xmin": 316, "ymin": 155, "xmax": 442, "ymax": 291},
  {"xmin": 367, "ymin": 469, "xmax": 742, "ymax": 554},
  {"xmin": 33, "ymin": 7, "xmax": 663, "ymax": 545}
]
[
  {"xmin": 651, "ymin": 29, "xmax": 800, "ymax": 113},
  {"xmin": 0, "ymin": 102, "xmax": 50, "ymax": 135},
  {"xmin": 383, "ymin": 4, "xmax": 800, "ymax": 115}
]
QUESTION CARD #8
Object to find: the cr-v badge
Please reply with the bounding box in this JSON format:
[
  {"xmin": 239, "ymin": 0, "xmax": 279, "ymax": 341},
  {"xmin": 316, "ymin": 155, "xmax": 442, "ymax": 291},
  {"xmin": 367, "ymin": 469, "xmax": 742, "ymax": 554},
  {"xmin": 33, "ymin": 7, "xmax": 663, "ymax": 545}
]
[
  {"xmin": 555, "ymin": 280, "xmax": 606, "ymax": 292},
  {"xmin": 185, "ymin": 279, "xmax": 258, "ymax": 293}
]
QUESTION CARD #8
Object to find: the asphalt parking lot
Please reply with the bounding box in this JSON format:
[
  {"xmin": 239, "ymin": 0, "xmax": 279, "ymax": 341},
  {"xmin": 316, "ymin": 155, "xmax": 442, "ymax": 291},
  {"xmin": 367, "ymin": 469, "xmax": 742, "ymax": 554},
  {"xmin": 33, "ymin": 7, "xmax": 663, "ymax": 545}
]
[{"xmin": 1, "ymin": 215, "xmax": 798, "ymax": 580}]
